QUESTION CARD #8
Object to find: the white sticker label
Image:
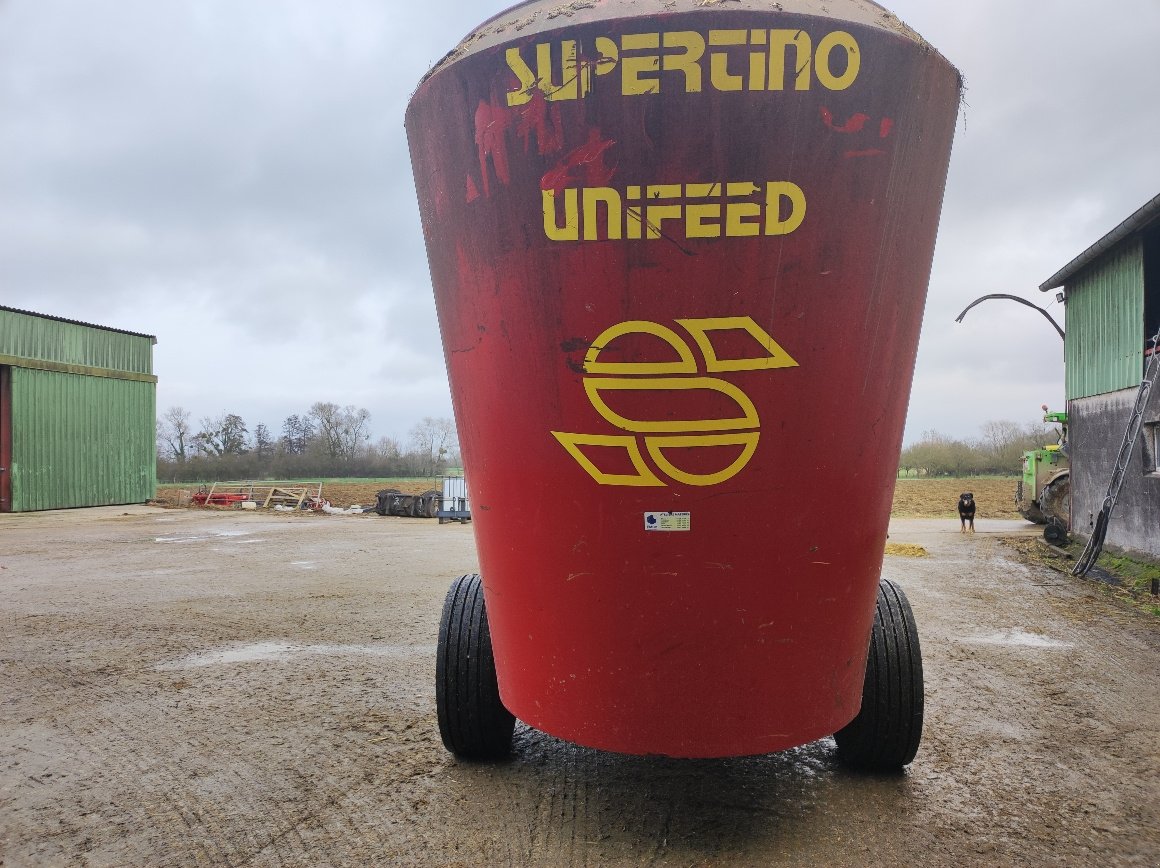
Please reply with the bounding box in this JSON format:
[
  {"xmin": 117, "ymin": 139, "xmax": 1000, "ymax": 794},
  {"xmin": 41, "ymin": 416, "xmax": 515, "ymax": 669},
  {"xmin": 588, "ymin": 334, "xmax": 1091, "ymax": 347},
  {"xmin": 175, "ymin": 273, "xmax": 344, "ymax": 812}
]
[{"xmin": 644, "ymin": 511, "xmax": 691, "ymax": 532}]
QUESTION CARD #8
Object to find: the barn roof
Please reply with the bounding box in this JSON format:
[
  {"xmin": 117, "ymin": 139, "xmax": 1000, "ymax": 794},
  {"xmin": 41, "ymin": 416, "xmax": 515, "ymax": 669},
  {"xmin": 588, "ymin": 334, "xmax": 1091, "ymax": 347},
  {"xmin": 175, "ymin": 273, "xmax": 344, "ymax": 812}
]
[
  {"xmin": 1040, "ymin": 192, "xmax": 1160, "ymax": 292},
  {"xmin": 0, "ymin": 305, "xmax": 157, "ymax": 342}
]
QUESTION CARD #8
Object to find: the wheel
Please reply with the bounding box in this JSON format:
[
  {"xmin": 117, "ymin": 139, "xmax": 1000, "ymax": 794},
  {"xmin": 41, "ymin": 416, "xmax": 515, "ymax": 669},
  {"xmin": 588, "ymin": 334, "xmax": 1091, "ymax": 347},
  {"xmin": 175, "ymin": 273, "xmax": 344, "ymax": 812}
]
[
  {"xmin": 1040, "ymin": 471, "xmax": 1071, "ymax": 528},
  {"xmin": 374, "ymin": 488, "xmax": 401, "ymax": 516},
  {"xmin": 1044, "ymin": 522, "xmax": 1067, "ymax": 545},
  {"xmin": 436, "ymin": 573, "xmax": 515, "ymax": 759},
  {"xmin": 419, "ymin": 490, "xmax": 440, "ymax": 518},
  {"xmin": 835, "ymin": 578, "xmax": 923, "ymax": 771}
]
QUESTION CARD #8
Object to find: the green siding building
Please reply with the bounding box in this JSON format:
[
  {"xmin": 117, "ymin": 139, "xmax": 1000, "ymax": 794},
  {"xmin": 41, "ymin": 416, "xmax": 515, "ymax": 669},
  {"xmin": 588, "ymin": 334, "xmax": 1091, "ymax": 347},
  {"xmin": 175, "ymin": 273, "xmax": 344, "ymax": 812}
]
[
  {"xmin": 0, "ymin": 306, "xmax": 157, "ymax": 512},
  {"xmin": 1040, "ymin": 193, "xmax": 1160, "ymax": 559}
]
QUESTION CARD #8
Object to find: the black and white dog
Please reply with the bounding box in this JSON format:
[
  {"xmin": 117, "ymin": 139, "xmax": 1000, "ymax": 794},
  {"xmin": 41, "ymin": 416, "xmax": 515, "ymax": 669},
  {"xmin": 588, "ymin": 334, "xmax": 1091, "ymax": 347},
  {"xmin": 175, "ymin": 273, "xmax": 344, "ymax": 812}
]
[{"xmin": 958, "ymin": 492, "xmax": 976, "ymax": 533}]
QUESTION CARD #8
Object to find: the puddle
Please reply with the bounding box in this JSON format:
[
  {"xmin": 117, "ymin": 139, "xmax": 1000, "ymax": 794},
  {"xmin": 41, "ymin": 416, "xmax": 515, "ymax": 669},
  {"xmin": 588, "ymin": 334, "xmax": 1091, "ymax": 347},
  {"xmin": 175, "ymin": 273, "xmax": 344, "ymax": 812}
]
[
  {"xmin": 961, "ymin": 629, "xmax": 1072, "ymax": 649},
  {"xmin": 290, "ymin": 561, "xmax": 317, "ymax": 570},
  {"xmin": 158, "ymin": 642, "xmax": 436, "ymax": 669},
  {"xmin": 155, "ymin": 530, "xmax": 256, "ymax": 544}
]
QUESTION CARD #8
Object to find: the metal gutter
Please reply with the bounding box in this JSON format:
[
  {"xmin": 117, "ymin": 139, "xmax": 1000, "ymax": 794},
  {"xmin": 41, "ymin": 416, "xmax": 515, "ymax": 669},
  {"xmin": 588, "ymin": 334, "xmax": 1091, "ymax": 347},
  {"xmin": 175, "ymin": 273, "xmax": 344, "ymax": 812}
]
[
  {"xmin": 0, "ymin": 305, "xmax": 157, "ymax": 342},
  {"xmin": 1039, "ymin": 192, "xmax": 1160, "ymax": 291}
]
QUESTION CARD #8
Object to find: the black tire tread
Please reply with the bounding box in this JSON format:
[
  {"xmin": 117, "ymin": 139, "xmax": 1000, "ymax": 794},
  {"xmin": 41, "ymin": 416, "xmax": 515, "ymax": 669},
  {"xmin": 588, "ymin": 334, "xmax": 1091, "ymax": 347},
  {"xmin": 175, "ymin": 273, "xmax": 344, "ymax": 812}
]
[
  {"xmin": 835, "ymin": 578, "xmax": 923, "ymax": 770},
  {"xmin": 436, "ymin": 574, "xmax": 514, "ymax": 759}
]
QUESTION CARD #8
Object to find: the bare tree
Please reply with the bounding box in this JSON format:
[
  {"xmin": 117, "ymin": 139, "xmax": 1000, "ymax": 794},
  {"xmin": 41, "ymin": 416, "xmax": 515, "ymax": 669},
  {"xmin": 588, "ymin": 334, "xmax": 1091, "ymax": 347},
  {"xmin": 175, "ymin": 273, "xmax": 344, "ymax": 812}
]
[
  {"xmin": 979, "ymin": 420, "xmax": 1023, "ymax": 457},
  {"xmin": 373, "ymin": 435, "xmax": 402, "ymax": 461},
  {"xmin": 409, "ymin": 416, "xmax": 457, "ymax": 476},
  {"xmin": 308, "ymin": 402, "xmax": 371, "ymax": 460},
  {"xmin": 157, "ymin": 406, "xmax": 192, "ymax": 463}
]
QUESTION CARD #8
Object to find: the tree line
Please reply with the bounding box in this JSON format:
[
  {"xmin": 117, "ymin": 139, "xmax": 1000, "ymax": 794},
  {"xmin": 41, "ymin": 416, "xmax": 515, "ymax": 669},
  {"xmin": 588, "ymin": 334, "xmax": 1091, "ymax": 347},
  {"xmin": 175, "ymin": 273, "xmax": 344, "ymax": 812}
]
[
  {"xmin": 158, "ymin": 408, "xmax": 1055, "ymax": 483},
  {"xmin": 156, "ymin": 403, "xmax": 459, "ymax": 482},
  {"xmin": 898, "ymin": 419, "xmax": 1060, "ymax": 477}
]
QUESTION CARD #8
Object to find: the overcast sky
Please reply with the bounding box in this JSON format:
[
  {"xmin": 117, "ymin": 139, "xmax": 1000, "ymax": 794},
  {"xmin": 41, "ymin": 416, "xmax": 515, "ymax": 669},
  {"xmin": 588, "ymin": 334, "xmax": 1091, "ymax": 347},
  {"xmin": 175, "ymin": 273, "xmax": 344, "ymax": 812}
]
[{"xmin": 2, "ymin": 0, "xmax": 1158, "ymax": 448}]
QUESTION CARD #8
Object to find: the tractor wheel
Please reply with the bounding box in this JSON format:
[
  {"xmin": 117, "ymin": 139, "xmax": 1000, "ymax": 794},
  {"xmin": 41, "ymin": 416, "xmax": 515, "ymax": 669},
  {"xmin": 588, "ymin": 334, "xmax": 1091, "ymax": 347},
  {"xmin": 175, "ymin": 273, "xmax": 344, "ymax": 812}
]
[
  {"xmin": 1044, "ymin": 522, "xmax": 1067, "ymax": 545},
  {"xmin": 1015, "ymin": 480, "xmax": 1046, "ymax": 524},
  {"xmin": 835, "ymin": 578, "xmax": 923, "ymax": 771},
  {"xmin": 436, "ymin": 573, "xmax": 515, "ymax": 759},
  {"xmin": 1040, "ymin": 471, "xmax": 1071, "ymax": 529}
]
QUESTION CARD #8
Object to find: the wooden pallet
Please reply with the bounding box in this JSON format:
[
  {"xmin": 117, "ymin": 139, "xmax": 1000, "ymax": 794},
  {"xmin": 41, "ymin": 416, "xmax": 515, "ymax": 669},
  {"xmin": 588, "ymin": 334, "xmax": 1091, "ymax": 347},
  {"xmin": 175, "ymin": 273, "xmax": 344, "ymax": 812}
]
[{"xmin": 194, "ymin": 481, "xmax": 324, "ymax": 510}]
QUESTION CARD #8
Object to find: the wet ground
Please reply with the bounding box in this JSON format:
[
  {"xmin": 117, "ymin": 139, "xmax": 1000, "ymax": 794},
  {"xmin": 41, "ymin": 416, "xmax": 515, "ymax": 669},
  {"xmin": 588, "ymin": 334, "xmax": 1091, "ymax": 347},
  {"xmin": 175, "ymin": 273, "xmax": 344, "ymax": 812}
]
[{"xmin": 1, "ymin": 508, "xmax": 1157, "ymax": 866}]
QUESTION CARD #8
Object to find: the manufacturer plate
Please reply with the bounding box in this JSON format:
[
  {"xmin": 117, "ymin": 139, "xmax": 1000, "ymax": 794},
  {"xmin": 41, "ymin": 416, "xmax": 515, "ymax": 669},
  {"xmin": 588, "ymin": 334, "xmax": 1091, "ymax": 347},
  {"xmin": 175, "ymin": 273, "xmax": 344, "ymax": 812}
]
[{"xmin": 644, "ymin": 511, "xmax": 691, "ymax": 532}]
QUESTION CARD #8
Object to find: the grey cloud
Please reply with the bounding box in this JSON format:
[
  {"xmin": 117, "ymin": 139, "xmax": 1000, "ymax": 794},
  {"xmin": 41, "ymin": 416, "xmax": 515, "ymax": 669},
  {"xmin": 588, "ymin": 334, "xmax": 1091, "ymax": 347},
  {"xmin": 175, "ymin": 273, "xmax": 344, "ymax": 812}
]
[{"xmin": 2, "ymin": 0, "xmax": 1157, "ymax": 445}]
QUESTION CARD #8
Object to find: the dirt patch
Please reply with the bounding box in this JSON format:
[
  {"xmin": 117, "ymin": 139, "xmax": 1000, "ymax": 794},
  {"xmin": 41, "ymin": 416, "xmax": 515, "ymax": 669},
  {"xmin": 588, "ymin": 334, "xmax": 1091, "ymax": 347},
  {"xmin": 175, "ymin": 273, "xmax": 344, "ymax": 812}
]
[
  {"xmin": 154, "ymin": 477, "xmax": 1022, "ymax": 519},
  {"xmin": 890, "ymin": 477, "xmax": 1020, "ymax": 519},
  {"xmin": 2, "ymin": 510, "xmax": 1157, "ymax": 865},
  {"xmin": 1001, "ymin": 536, "xmax": 1160, "ymax": 618},
  {"xmin": 884, "ymin": 542, "xmax": 929, "ymax": 558}
]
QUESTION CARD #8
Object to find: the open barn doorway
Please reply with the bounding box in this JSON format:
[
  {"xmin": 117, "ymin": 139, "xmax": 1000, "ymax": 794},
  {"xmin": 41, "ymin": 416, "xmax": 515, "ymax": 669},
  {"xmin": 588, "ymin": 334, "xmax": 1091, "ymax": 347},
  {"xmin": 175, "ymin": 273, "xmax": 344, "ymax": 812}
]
[{"xmin": 1, "ymin": 365, "xmax": 11, "ymax": 512}]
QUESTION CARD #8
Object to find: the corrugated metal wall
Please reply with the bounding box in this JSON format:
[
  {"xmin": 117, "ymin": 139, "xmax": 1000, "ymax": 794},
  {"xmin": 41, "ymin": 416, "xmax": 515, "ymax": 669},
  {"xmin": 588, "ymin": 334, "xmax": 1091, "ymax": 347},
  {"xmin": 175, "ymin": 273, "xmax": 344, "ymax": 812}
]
[
  {"xmin": 9, "ymin": 367, "xmax": 156, "ymax": 511},
  {"xmin": 1065, "ymin": 239, "xmax": 1144, "ymax": 400},
  {"xmin": 0, "ymin": 308, "xmax": 153, "ymax": 375}
]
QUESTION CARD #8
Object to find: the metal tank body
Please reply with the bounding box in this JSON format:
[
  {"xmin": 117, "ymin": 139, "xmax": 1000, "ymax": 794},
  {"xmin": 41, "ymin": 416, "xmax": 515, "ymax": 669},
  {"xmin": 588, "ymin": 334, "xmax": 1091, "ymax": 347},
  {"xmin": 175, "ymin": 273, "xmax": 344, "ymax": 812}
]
[{"xmin": 407, "ymin": 0, "xmax": 960, "ymax": 757}]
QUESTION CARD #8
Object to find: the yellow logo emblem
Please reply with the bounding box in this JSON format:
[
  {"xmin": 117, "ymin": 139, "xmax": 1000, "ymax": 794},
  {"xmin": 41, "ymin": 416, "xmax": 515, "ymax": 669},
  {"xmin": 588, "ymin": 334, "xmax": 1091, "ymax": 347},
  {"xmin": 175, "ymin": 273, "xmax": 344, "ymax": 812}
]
[{"xmin": 553, "ymin": 316, "xmax": 797, "ymax": 486}]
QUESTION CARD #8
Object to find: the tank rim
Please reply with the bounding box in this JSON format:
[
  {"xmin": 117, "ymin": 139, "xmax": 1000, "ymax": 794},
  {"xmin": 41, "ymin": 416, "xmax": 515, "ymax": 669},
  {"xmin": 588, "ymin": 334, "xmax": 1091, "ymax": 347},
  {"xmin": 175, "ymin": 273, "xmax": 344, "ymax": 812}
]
[{"xmin": 418, "ymin": 0, "xmax": 947, "ymax": 88}]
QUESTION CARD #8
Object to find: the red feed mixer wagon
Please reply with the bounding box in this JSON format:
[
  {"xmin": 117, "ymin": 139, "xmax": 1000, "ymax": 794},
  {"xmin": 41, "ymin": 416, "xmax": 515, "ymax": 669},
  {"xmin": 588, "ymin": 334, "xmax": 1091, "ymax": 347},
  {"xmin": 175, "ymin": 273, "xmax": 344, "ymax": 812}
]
[{"xmin": 406, "ymin": 0, "xmax": 959, "ymax": 768}]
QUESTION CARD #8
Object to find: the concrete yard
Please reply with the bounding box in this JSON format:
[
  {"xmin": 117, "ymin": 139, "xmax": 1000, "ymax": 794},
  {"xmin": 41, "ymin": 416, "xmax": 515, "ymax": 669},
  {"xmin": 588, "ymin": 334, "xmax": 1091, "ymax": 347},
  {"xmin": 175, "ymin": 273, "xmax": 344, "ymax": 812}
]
[{"xmin": 1, "ymin": 507, "xmax": 1158, "ymax": 866}]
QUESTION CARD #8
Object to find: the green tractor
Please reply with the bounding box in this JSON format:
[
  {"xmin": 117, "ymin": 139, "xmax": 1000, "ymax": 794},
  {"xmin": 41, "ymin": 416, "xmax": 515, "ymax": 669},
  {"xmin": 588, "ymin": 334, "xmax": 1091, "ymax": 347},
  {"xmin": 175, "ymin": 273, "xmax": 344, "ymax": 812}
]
[{"xmin": 1016, "ymin": 410, "xmax": 1070, "ymax": 542}]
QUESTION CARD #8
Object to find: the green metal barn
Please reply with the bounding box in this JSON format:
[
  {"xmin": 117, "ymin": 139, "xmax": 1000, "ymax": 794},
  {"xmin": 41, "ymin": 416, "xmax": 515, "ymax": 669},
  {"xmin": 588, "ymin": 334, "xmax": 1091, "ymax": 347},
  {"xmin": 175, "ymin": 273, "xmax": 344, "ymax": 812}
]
[
  {"xmin": 1039, "ymin": 192, "xmax": 1160, "ymax": 559},
  {"xmin": 0, "ymin": 306, "xmax": 157, "ymax": 512}
]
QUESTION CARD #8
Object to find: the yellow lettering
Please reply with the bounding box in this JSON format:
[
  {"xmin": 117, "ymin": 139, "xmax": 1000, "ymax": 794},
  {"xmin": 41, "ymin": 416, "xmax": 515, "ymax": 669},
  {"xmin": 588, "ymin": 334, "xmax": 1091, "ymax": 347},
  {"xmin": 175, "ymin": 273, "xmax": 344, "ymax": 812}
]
[
  {"xmin": 534, "ymin": 42, "xmax": 573, "ymax": 101},
  {"xmin": 686, "ymin": 204, "xmax": 721, "ymax": 238},
  {"xmin": 594, "ymin": 37, "xmax": 619, "ymax": 76},
  {"xmin": 621, "ymin": 33, "xmax": 661, "ymax": 95},
  {"xmin": 542, "ymin": 189, "xmax": 579, "ymax": 241},
  {"xmin": 765, "ymin": 182, "xmax": 807, "ymax": 235},
  {"xmin": 541, "ymin": 181, "xmax": 807, "ymax": 243},
  {"xmin": 627, "ymin": 206, "xmax": 644, "ymax": 239},
  {"xmin": 662, "ymin": 31, "xmax": 704, "ymax": 92},
  {"xmin": 583, "ymin": 187, "xmax": 622, "ymax": 240},
  {"xmin": 768, "ymin": 29, "xmax": 812, "ymax": 90},
  {"xmin": 708, "ymin": 30, "xmax": 746, "ymax": 92},
  {"xmin": 506, "ymin": 28, "xmax": 862, "ymax": 100},
  {"xmin": 556, "ymin": 40, "xmax": 580, "ymax": 101},
  {"xmin": 505, "ymin": 46, "xmax": 537, "ymax": 106},
  {"xmin": 748, "ymin": 30, "xmax": 767, "ymax": 91},
  {"xmin": 626, "ymin": 186, "xmax": 643, "ymax": 239},
  {"xmin": 725, "ymin": 204, "xmax": 761, "ymax": 237},
  {"xmin": 725, "ymin": 182, "xmax": 761, "ymax": 237},
  {"xmin": 645, "ymin": 184, "xmax": 682, "ymax": 239},
  {"xmin": 815, "ymin": 31, "xmax": 859, "ymax": 90},
  {"xmin": 685, "ymin": 182, "xmax": 721, "ymax": 238}
]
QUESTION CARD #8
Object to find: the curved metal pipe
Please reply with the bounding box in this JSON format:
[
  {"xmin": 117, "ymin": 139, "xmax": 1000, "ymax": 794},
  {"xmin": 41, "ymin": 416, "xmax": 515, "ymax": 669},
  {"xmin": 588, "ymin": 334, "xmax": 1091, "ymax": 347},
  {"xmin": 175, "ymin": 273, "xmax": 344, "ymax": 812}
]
[{"xmin": 954, "ymin": 293, "xmax": 1065, "ymax": 340}]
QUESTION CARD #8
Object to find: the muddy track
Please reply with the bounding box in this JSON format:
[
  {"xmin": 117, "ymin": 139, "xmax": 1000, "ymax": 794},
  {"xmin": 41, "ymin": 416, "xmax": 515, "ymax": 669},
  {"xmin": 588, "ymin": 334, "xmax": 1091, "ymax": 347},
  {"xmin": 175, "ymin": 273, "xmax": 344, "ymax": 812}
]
[{"xmin": 1, "ymin": 508, "xmax": 1156, "ymax": 866}]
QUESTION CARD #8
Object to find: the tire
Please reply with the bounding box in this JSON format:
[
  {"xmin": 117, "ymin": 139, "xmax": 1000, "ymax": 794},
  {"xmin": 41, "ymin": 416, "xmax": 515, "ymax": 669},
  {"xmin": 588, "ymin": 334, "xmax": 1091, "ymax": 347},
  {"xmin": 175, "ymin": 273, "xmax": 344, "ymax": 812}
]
[
  {"xmin": 835, "ymin": 578, "xmax": 923, "ymax": 771},
  {"xmin": 374, "ymin": 488, "xmax": 401, "ymax": 516},
  {"xmin": 1044, "ymin": 522, "xmax": 1067, "ymax": 545},
  {"xmin": 436, "ymin": 573, "xmax": 515, "ymax": 759},
  {"xmin": 1040, "ymin": 471, "xmax": 1071, "ymax": 528}
]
